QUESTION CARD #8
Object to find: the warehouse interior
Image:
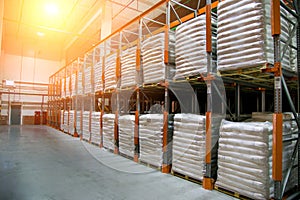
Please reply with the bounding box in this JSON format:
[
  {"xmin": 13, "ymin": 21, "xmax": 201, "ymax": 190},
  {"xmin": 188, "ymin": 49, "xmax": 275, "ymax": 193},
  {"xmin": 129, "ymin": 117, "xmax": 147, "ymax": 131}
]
[{"xmin": 1, "ymin": 0, "xmax": 300, "ymax": 199}]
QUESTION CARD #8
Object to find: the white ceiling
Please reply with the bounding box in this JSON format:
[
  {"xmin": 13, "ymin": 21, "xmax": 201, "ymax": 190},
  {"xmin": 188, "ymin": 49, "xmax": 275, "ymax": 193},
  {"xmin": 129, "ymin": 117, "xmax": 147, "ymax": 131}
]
[
  {"xmin": 2, "ymin": 0, "xmax": 206, "ymax": 63},
  {"xmin": 1, "ymin": 0, "xmax": 161, "ymax": 63}
]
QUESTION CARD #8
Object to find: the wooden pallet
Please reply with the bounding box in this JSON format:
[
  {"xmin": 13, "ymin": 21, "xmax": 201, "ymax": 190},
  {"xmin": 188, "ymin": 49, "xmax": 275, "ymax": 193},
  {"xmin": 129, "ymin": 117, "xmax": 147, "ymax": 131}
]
[
  {"xmin": 171, "ymin": 170, "xmax": 202, "ymax": 185},
  {"xmin": 214, "ymin": 185, "xmax": 254, "ymax": 200},
  {"xmin": 119, "ymin": 152, "xmax": 134, "ymax": 161},
  {"xmin": 138, "ymin": 160, "xmax": 161, "ymax": 171}
]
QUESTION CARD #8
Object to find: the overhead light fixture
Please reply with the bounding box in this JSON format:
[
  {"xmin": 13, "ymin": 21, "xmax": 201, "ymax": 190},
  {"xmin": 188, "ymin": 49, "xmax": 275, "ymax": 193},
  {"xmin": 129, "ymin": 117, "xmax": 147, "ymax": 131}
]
[
  {"xmin": 37, "ymin": 32, "xmax": 45, "ymax": 37},
  {"xmin": 45, "ymin": 3, "xmax": 59, "ymax": 15}
]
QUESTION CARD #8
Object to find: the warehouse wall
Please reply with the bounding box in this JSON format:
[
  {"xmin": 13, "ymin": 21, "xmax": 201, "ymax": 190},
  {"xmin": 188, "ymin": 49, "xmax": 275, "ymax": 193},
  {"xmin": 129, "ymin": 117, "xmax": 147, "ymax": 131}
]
[
  {"xmin": 0, "ymin": 53, "xmax": 60, "ymax": 124},
  {"xmin": 0, "ymin": 53, "xmax": 60, "ymax": 82}
]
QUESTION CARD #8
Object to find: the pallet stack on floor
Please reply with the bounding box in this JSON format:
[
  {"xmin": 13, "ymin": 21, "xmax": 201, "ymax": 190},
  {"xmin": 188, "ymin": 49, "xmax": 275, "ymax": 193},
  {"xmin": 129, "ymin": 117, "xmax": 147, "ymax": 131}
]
[
  {"xmin": 119, "ymin": 115, "xmax": 135, "ymax": 158},
  {"xmin": 102, "ymin": 114, "xmax": 115, "ymax": 151},
  {"xmin": 90, "ymin": 112, "xmax": 101, "ymax": 145},
  {"xmin": 172, "ymin": 114, "xmax": 206, "ymax": 181},
  {"xmin": 216, "ymin": 112, "xmax": 298, "ymax": 200},
  {"xmin": 82, "ymin": 111, "xmax": 90, "ymax": 141}
]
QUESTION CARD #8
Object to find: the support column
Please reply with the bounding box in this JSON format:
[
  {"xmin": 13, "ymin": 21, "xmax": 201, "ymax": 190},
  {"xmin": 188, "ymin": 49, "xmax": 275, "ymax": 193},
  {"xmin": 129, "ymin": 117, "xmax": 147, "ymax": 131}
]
[
  {"xmin": 203, "ymin": 0, "xmax": 214, "ymax": 190},
  {"xmin": 235, "ymin": 83, "xmax": 240, "ymax": 121},
  {"xmin": 271, "ymin": 1, "xmax": 282, "ymax": 199},
  {"xmin": 162, "ymin": 1, "xmax": 171, "ymax": 174}
]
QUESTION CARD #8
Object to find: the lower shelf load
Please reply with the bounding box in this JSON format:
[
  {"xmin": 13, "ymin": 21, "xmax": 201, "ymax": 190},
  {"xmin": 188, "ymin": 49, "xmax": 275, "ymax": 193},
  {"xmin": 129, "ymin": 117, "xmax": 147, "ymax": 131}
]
[
  {"xmin": 139, "ymin": 114, "xmax": 164, "ymax": 167},
  {"xmin": 172, "ymin": 113, "xmax": 206, "ymax": 181},
  {"xmin": 103, "ymin": 114, "xmax": 115, "ymax": 150},
  {"xmin": 119, "ymin": 114, "xmax": 135, "ymax": 158},
  {"xmin": 216, "ymin": 113, "xmax": 298, "ymax": 200},
  {"xmin": 90, "ymin": 112, "xmax": 101, "ymax": 145},
  {"xmin": 82, "ymin": 111, "xmax": 90, "ymax": 141}
]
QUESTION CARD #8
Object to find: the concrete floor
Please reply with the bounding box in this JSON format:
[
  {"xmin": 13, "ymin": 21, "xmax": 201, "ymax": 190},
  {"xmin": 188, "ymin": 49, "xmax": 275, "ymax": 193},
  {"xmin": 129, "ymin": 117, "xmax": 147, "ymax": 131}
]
[{"xmin": 0, "ymin": 125, "xmax": 237, "ymax": 200}]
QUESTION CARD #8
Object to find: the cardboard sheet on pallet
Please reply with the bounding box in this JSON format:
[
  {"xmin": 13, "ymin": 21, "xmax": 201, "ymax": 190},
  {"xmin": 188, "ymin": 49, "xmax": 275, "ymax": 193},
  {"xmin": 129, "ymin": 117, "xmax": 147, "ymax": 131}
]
[{"xmin": 217, "ymin": 0, "xmax": 296, "ymax": 72}]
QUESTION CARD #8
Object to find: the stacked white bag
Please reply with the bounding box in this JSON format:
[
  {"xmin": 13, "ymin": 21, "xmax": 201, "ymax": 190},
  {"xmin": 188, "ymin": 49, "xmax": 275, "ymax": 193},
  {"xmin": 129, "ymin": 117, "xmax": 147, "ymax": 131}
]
[
  {"xmin": 61, "ymin": 78, "xmax": 65, "ymax": 98},
  {"xmin": 71, "ymin": 73, "xmax": 76, "ymax": 96},
  {"xmin": 84, "ymin": 66, "xmax": 92, "ymax": 94},
  {"xmin": 217, "ymin": 0, "xmax": 295, "ymax": 72},
  {"xmin": 175, "ymin": 14, "xmax": 217, "ymax": 78},
  {"xmin": 172, "ymin": 114, "xmax": 206, "ymax": 180},
  {"xmin": 90, "ymin": 112, "xmax": 101, "ymax": 145},
  {"xmin": 76, "ymin": 111, "xmax": 81, "ymax": 135},
  {"xmin": 66, "ymin": 77, "xmax": 70, "ymax": 97},
  {"xmin": 104, "ymin": 53, "xmax": 117, "ymax": 91},
  {"xmin": 139, "ymin": 114, "xmax": 164, "ymax": 167},
  {"xmin": 82, "ymin": 111, "xmax": 90, "ymax": 141},
  {"xmin": 217, "ymin": 113, "xmax": 298, "ymax": 200},
  {"xmin": 94, "ymin": 61, "xmax": 102, "ymax": 92},
  {"xmin": 103, "ymin": 114, "xmax": 115, "ymax": 150},
  {"xmin": 121, "ymin": 47, "xmax": 136, "ymax": 88},
  {"xmin": 77, "ymin": 71, "xmax": 83, "ymax": 95},
  {"xmin": 69, "ymin": 110, "xmax": 75, "ymax": 135},
  {"xmin": 119, "ymin": 115, "xmax": 135, "ymax": 157},
  {"xmin": 60, "ymin": 110, "xmax": 65, "ymax": 131},
  {"xmin": 141, "ymin": 32, "xmax": 175, "ymax": 84}
]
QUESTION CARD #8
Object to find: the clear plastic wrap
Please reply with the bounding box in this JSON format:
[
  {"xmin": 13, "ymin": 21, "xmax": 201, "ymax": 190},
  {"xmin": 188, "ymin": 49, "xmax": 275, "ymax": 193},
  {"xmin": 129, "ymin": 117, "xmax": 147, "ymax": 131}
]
[
  {"xmin": 119, "ymin": 115, "xmax": 135, "ymax": 157},
  {"xmin": 82, "ymin": 111, "xmax": 90, "ymax": 141},
  {"xmin": 139, "ymin": 114, "xmax": 164, "ymax": 167},
  {"xmin": 104, "ymin": 53, "xmax": 117, "ymax": 91},
  {"xmin": 172, "ymin": 114, "xmax": 206, "ymax": 180},
  {"xmin": 103, "ymin": 114, "xmax": 115, "ymax": 150},
  {"xmin": 217, "ymin": 0, "xmax": 296, "ymax": 72},
  {"xmin": 141, "ymin": 32, "xmax": 175, "ymax": 84},
  {"xmin": 121, "ymin": 47, "xmax": 137, "ymax": 88},
  {"xmin": 175, "ymin": 14, "xmax": 217, "ymax": 78},
  {"xmin": 84, "ymin": 66, "xmax": 92, "ymax": 94},
  {"xmin": 90, "ymin": 112, "xmax": 101, "ymax": 145},
  {"xmin": 94, "ymin": 61, "xmax": 102, "ymax": 92}
]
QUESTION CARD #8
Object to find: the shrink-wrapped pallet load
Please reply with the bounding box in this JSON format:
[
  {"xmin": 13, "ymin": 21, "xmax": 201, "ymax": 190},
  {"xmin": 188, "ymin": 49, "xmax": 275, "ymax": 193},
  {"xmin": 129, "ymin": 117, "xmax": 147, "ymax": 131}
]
[
  {"xmin": 139, "ymin": 114, "xmax": 164, "ymax": 167},
  {"xmin": 82, "ymin": 111, "xmax": 90, "ymax": 141},
  {"xmin": 90, "ymin": 112, "xmax": 101, "ymax": 145},
  {"xmin": 104, "ymin": 53, "xmax": 117, "ymax": 91},
  {"xmin": 103, "ymin": 114, "xmax": 115, "ymax": 150},
  {"xmin": 216, "ymin": 116, "xmax": 298, "ymax": 200},
  {"xmin": 217, "ymin": 0, "xmax": 296, "ymax": 72},
  {"xmin": 61, "ymin": 78, "xmax": 65, "ymax": 98},
  {"xmin": 141, "ymin": 32, "xmax": 175, "ymax": 84},
  {"xmin": 66, "ymin": 77, "xmax": 70, "ymax": 97},
  {"xmin": 76, "ymin": 111, "xmax": 81, "ymax": 135},
  {"xmin": 84, "ymin": 66, "xmax": 92, "ymax": 94},
  {"xmin": 77, "ymin": 71, "xmax": 83, "ymax": 95},
  {"xmin": 69, "ymin": 110, "xmax": 75, "ymax": 135},
  {"xmin": 60, "ymin": 110, "xmax": 64, "ymax": 130},
  {"xmin": 175, "ymin": 14, "xmax": 217, "ymax": 78},
  {"xmin": 94, "ymin": 61, "xmax": 102, "ymax": 92},
  {"xmin": 71, "ymin": 73, "xmax": 76, "ymax": 96},
  {"xmin": 63, "ymin": 111, "xmax": 68, "ymax": 132},
  {"xmin": 172, "ymin": 114, "xmax": 206, "ymax": 180},
  {"xmin": 121, "ymin": 47, "xmax": 137, "ymax": 88},
  {"xmin": 119, "ymin": 115, "xmax": 135, "ymax": 158}
]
